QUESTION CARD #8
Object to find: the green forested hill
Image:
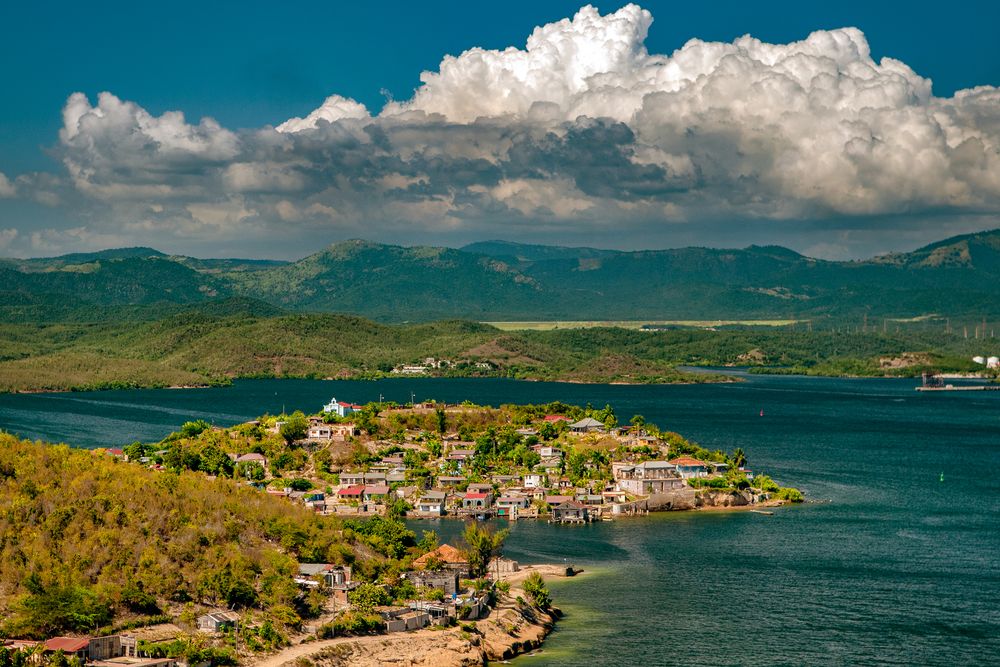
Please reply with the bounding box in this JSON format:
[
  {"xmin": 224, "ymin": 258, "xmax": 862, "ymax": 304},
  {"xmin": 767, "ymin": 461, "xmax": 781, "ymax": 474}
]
[
  {"xmin": 4, "ymin": 229, "xmax": 1000, "ymax": 323},
  {"xmin": 0, "ymin": 434, "xmax": 354, "ymax": 638},
  {"xmin": 0, "ymin": 298, "xmax": 988, "ymax": 392}
]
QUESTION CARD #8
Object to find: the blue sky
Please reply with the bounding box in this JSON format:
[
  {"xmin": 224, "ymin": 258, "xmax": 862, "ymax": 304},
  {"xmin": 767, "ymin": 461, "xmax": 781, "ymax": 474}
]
[{"xmin": 1, "ymin": 1, "xmax": 998, "ymax": 258}]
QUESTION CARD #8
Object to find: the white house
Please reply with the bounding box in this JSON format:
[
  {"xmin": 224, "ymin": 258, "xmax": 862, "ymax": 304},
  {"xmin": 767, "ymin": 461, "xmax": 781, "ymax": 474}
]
[
  {"xmin": 524, "ymin": 473, "xmax": 546, "ymax": 489},
  {"xmin": 323, "ymin": 397, "xmax": 362, "ymax": 417},
  {"xmin": 417, "ymin": 491, "xmax": 447, "ymax": 515}
]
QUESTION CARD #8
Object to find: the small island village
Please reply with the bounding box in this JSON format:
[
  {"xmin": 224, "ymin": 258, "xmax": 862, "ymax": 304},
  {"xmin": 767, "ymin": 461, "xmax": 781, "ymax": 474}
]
[{"xmin": 1, "ymin": 396, "xmax": 801, "ymax": 667}]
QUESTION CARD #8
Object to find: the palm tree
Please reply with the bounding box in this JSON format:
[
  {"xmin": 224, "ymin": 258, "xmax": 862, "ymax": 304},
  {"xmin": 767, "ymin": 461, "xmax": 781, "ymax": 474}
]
[{"xmin": 731, "ymin": 448, "xmax": 747, "ymax": 469}]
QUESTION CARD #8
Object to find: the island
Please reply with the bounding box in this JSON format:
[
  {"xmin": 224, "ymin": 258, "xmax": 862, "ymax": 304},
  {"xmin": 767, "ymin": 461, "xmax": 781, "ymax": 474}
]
[{"xmin": 0, "ymin": 398, "xmax": 801, "ymax": 667}]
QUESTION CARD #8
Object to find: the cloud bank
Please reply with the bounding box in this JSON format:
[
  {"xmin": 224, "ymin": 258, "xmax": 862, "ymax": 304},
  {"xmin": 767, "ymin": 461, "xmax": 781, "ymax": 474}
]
[{"xmin": 6, "ymin": 4, "xmax": 1000, "ymax": 256}]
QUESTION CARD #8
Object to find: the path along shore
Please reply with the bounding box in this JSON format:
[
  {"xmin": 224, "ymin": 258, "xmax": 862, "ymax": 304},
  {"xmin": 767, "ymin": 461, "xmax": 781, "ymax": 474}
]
[{"xmin": 246, "ymin": 565, "xmax": 581, "ymax": 667}]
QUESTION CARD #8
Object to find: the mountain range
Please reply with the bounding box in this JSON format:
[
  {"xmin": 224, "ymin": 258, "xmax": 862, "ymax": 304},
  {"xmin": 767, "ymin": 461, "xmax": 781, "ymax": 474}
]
[{"xmin": 4, "ymin": 229, "xmax": 1000, "ymax": 323}]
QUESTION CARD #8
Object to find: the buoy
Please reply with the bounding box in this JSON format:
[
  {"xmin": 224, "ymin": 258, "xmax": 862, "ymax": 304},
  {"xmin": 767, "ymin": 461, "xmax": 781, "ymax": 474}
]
[{"xmin": 939, "ymin": 472, "xmax": 944, "ymax": 482}]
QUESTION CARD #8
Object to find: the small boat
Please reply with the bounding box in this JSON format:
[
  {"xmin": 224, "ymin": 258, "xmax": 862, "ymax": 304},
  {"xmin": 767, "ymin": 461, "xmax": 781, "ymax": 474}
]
[{"xmin": 749, "ymin": 509, "xmax": 774, "ymax": 515}]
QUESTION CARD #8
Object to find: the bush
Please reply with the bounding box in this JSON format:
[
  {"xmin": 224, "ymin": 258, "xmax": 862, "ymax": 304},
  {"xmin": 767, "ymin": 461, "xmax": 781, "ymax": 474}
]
[
  {"xmin": 522, "ymin": 572, "xmax": 551, "ymax": 609},
  {"xmin": 775, "ymin": 487, "xmax": 804, "ymax": 502},
  {"xmin": 332, "ymin": 611, "xmax": 384, "ymax": 636}
]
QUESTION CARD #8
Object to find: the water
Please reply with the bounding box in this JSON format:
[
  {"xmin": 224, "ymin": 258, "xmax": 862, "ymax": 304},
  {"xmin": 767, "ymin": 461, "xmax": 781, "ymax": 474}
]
[{"xmin": 1, "ymin": 374, "xmax": 999, "ymax": 665}]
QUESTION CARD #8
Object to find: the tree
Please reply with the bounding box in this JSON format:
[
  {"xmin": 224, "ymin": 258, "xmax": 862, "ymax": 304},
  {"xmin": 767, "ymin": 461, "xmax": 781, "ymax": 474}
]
[
  {"xmin": 435, "ymin": 407, "xmax": 447, "ymax": 434},
  {"xmin": 522, "ymin": 572, "xmax": 551, "ymax": 608},
  {"xmin": 280, "ymin": 411, "xmax": 308, "ymax": 444},
  {"xmin": 731, "ymin": 448, "xmax": 747, "ymax": 469},
  {"xmin": 180, "ymin": 420, "xmax": 212, "ymax": 438},
  {"xmin": 630, "ymin": 414, "xmax": 646, "ymax": 431},
  {"xmin": 348, "ymin": 583, "xmax": 391, "ymax": 613},
  {"xmin": 461, "ymin": 522, "xmax": 509, "ymax": 578}
]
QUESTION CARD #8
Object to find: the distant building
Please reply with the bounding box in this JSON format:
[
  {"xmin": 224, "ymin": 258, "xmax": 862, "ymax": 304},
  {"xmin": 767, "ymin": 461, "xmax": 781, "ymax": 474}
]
[
  {"xmin": 413, "ymin": 543, "xmax": 470, "ymax": 577},
  {"xmin": 569, "ymin": 417, "xmax": 605, "ymax": 433},
  {"xmin": 615, "ymin": 461, "xmax": 685, "ymax": 494},
  {"xmin": 417, "ymin": 491, "xmax": 448, "ymax": 515},
  {"xmin": 407, "ymin": 569, "xmax": 461, "ymax": 596},
  {"xmin": 323, "ymin": 398, "xmax": 362, "ymax": 417},
  {"xmin": 668, "ymin": 457, "xmax": 709, "ymax": 479},
  {"xmin": 197, "ymin": 610, "xmax": 239, "ymax": 633}
]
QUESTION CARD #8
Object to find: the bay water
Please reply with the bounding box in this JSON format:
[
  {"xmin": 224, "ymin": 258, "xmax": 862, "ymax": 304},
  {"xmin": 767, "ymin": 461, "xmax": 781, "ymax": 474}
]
[{"xmin": 1, "ymin": 374, "xmax": 997, "ymax": 665}]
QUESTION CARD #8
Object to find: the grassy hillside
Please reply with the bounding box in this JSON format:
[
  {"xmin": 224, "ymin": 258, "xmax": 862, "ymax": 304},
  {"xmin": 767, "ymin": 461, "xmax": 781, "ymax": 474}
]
[
  {"xmin": 0, "ymin": 299, "xmax": 993, "ymax": 392},
  {"xmin": 0, "ymin": 434, "xmax": 355, "ymax": 639},
  {"xmin": 4, "ymin": 229, "xmax": 1000, "ymax": 323}
]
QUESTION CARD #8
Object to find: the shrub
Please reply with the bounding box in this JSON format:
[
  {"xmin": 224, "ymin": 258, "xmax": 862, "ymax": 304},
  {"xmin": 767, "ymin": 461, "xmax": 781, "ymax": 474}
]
[
  {"xmin": 522, "ymin": 572, "xmax": 551, "ymax": 609},
  {"xmin": 775, "ymin": 487, "xmax": 804, "ymax": 502}
]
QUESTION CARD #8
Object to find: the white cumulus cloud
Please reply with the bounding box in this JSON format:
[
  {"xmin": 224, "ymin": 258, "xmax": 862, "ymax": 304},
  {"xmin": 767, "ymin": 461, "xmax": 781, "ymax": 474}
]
[{"xmin": 3, "ymin": 3, "xmax": 997, "ymax": 257}]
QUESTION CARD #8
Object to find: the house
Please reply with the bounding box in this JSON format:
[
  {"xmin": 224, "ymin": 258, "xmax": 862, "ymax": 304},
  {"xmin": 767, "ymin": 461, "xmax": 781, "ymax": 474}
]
[
  {"xmin": 466, "ymin": 482, "xmax": 494, "ymax": 494},
  {"xmin": 413, "ymin": 544, "xmax": 469, "ymax": 576},
  {"xmin": 363, "ymin": 484, "xmax": 390, "ymax": 502},
  {"xmin": 462, "ymin": 492, "xmax": 492, "ymax": 510},
  {"xmin": 340, "ymin": 471, "xmax": 365, "ymax": 486},
  {"xmin": 329, "ymin": 423, "xmax": 359, "ymax": 440},
  {"xmin": 531, "ymin": 445, "xmax": 562, "ymax": 458},
  {"xmin": 234, "ymin": 452, "xmax": 266, "ymax": 467},
  {"xmin": 551, "ymin": 500, "xmax": 591, "ymax": 523},
  {"xmin": 296, "ymin": 564, "xmax": 357, "ymax": 602},
  {"xmin": 602, "ymin": 490, "xmax": 628, "ymax": 504},
  {"xmin": 515, "ymin": 428, "xmax": 538, "ymax": 437},
  {"xmin": 323, "ymin": 397, "xmax": 363, "ymax": 417},
  {"xmin": 437, "ymin": 475, "xmax": 466, "ymax": 487},
  {"xmin": 496, "ymin": 495, "xmax": 530, "ymax": 517},
  {"xmin": 569, "ymin": 417, "xmax": 605, "ymax": 433},
  {"xmin": 615, "ymin": 460, "xmax": 686, "ymax": 494},
  {"xmin": 88, "ymin": 635, "xmax": 140, "ymax": 661},
  {"xmin": 197, "ymin": 611, "xmax": 239, "ymax": 633},
  {"xmin": 337, "ymin": 485, "xmax": 365, "ymax": 501},
  {"xmin": 364, "ymin": 472, "xmax": 387, "ymax": 485},
  {"xmin": 395, "ymin": 485, "xmax": 419, "ymax": 500},
  {"xmin": 524, "ymin": 473, "xmax": 546, "ymax": 489},
  {"xmin": 576, "ymin": 493, "xmax": 604, "ymax": 505},
  {"xmin": 445, "ymin": 449, "xmax": 474, "ymax": 470},
  {"xmin": 537, "ymin": 459, "xmax": 562, "ymax": 472},
  {"xmin": 406, "ymin": 569, "xmax": 461, "ymax": 596},
  {"xmin": 544, "ymin": 495, "xmax": 573, "ymax": 507},
  {"xmin": 381, "ymin": 608, "xmax": 431, "ymax": 633},
  {"xmin": 492, "ymin": 474, "xmax": 521, "ymax": 486},
  {"xmin": 306, "ymin": 424, "xmax": 333, "ymax": 440},
  {"xmin": 381, "ymin": 455, "xmax": 406, "ymax": 468},
  {"xmin": 90, "ymin": 657, "xmax": 177, "ymax": 667},
  {"xmin": 417, "ymin": 491, "xmax": 448, "ymax": 515},
  {"xmin": 386, "ymin": 469, "xmax": 407, "ymax": 484},
  {"xmin": 44, "ymin": 637, "xmax": 91, "ymax": 660},
  {"xmin": 669, "ymin": 457, "xmax": 710, "ymax": 479}
]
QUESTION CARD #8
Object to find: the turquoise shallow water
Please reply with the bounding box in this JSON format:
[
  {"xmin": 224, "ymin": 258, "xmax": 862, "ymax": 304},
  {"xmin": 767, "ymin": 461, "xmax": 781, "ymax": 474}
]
[{"xmin": 1, "ymin": 374, "xmax": 998, "ymax": 665}]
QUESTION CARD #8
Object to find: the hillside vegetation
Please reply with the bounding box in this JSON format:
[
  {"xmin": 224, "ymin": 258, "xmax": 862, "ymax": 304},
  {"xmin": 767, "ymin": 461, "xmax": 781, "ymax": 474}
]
[
  {"xmin": 4, "ymin": 229, "xmax": 1000, "ymax": 323},
  {"xmin": 0, "ymin": 434, "xmax": 355, "ymax": 639},
  {"xmin": 0, "ymin": 299, "xmax": 992, "ymax": 392}
]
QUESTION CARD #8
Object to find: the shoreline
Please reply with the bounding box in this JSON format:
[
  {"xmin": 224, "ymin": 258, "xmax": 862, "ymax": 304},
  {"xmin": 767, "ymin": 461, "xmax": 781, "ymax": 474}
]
[{"xmin": 247, "ymin": 564, "xmax": 581, "ymax": 667}]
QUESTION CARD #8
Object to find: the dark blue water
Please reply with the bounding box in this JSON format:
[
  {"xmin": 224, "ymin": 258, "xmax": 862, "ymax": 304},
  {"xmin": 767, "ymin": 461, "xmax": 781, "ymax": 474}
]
[{"xmin": 1, "ymin": 375, "xmax": 998, "ymax": 665}]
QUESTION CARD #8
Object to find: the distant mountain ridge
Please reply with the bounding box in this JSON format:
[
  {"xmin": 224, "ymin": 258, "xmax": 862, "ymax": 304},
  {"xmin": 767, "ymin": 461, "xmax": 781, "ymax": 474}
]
[{"xmin": 3, "ymin": 229, "xmax": 1000, "ymax": 322}]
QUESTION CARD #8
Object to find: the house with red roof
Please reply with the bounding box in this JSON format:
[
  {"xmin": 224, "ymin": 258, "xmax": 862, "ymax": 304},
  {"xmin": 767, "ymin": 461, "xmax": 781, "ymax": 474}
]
[
  {"xmin": 323, "ymin": 397, "xmax": 363, "ymax": 418},
  {"xmin": 668, "ymin": 457, "xmax": 709, "ymax": 479},
  {"xmin": 43, "ymin": 637, "xmax": 91, "ymax": 659},
  {"xmin": 337, "ymin": 485, "xmax": 365, "ymax": 500},
  {"xmin": 413, "ymin": 543, "xmax": 469, "ymax": 576},
  {"xmin": 462, "ymin": 491, "xmax": 492, "ymax": 510}
]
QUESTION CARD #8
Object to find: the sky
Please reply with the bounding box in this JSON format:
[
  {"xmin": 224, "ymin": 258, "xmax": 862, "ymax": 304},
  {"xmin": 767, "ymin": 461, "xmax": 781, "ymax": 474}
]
[{"xmin": 0, "ymin": 0, "xmax": 998, "ymax": 260}]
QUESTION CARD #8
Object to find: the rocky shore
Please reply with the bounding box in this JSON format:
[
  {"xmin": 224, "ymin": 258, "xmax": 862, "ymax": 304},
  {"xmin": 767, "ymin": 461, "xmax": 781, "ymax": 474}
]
[{"xmin": 250, "ymin": 566, "xmax": 577, "ymax": 667}]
